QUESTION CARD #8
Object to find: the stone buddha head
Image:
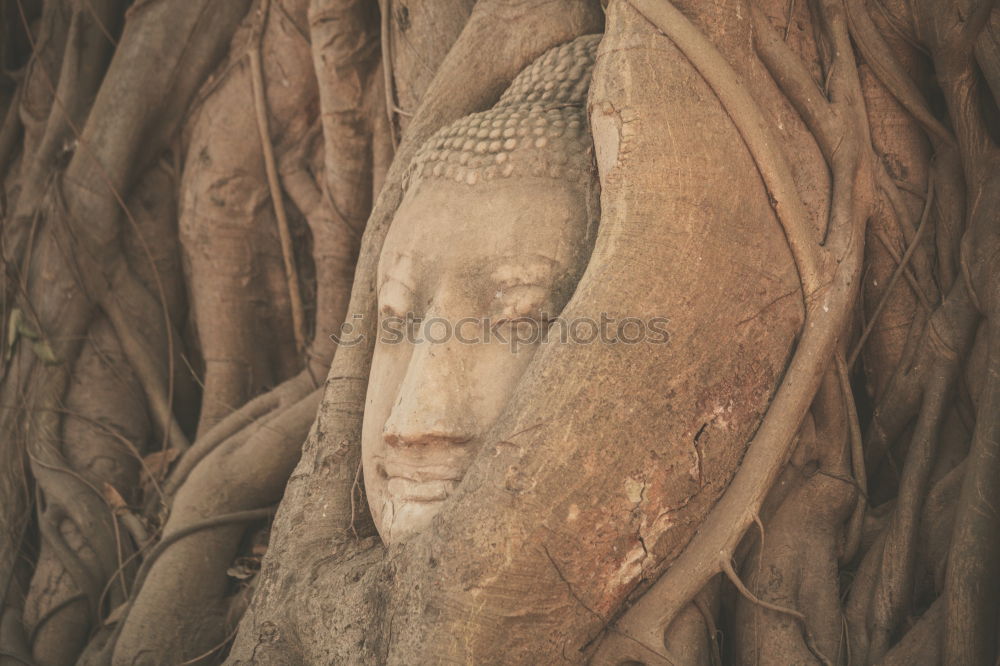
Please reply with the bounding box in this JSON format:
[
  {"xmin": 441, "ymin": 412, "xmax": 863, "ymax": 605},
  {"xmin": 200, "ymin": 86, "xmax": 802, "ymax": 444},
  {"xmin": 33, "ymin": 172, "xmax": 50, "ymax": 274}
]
[{"xmin": 362, "ymin": 35, "xmax": 601, "ymax": 543}]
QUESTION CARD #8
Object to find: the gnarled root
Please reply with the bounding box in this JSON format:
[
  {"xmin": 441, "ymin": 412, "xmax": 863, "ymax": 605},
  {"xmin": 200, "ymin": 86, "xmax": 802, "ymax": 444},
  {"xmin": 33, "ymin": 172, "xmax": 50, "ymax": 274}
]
[
  {"xmin": 733, "ymin": 369, "xmax": 857, "ymax": 665},
  {"xmin": 23, "ymin": 318, "xmax": 149, "ymax": 666},
  {"xmin": 178, "ymin": 0, "xmax": 317, "ymax": 435},
  {"xmin": 112, "ymin": 388, "xmax": 321, "ymax": 664}
]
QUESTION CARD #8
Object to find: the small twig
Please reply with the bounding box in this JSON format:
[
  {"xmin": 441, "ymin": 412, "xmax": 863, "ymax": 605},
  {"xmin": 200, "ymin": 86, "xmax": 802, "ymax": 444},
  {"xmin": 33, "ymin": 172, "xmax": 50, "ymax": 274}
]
[
  {"xmin": 872, "ymin": 228, "xmax": 933, "ymax": 312},
  {"xmin": 694, "ymin": 592, "xmax": 722, "ymax": 666},
  {"xmin": 837, "ymin": 353, "xmax": 868, "ymax": 562},
  {"xmin": 81, "ymin": 0, "xmax": 118, "ymax": 46},
  {"xmin": 840, "ymin": 612, "xmax": 850, "ymax": 666},
  {"xmin": 116, "ymin": 507, "xmax": 151, "ymax": 549},
  {"xmin": 0, "ymin": 650, "xmax": 35, "ymax": 666},
  {"xmin": 248, "ymin": 0, "xmax": 307, "ymax": 354},
  {"xmin": 541, "ymin": 544, "xmax": 679, "ymax": 665},
  {"xmin": 179, "ymin": 624, "xmax": 241, "ymax": 665},
  {"xmin": 753, "ymin": 512, "xmax": 765, "ymax": 659},
  {"xmin": 849, "ymin": 171, "xmax": 935, "ymax": 367},
  {"xmin": 784, "ymin": 0, "xmax": 796, "ymax": 41},
  {"xmin": 721, "ymin": 557, "xmax": 832, "ymax": 666},
  {"xmin": 110, "ymin": 507, "xmax": 129, "ymax": 600},
  {"xmin": 102, "ymin": 507, "xmax": 278, "ymax": 654},
  {"xmin": 814, "ymin": 469, "xmax": 868, "ymax": 497},
  {"xmin": 392, "ymin": 104, "xmax": 414, "ymax": 118},
  {"xmin": 892, "ymin": 178, "xmax": 927, "ymax": 199},
  {"xmin": 350, "ymin": 459, "xmax": 363, "ymax": 540},
  {"xmin": 753, "ymin": 512, "xmax": 766, "ymax": 547},
  {"xmin": 381, "ymin": 0, "xmax": 400, "ymax": 149},
  {"xmin": 27, "ymin": 592, "xmax": 87, "ymax": 647}
]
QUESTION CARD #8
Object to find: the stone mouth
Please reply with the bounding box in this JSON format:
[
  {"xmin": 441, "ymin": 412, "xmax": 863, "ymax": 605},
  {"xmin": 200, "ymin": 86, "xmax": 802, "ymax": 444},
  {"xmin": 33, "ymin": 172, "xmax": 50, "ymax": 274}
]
[{"xmin": 378, "ymin": 459, "xmax": 464, "ymax": 503}]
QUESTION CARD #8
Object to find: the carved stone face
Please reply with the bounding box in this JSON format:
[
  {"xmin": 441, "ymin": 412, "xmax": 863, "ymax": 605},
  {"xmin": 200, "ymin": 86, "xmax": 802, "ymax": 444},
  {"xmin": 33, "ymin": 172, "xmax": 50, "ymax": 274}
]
[{"xmin": 362, "ymin": 176, "xmax": 594, "ymax": 543}]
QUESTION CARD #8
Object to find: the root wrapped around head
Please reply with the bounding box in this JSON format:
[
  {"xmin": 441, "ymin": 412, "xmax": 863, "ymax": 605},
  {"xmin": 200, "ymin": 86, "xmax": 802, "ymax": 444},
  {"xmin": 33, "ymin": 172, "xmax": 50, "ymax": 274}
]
[{"xmin": 405, "ymin": 34, "xmax": 600, "ymax": 189}]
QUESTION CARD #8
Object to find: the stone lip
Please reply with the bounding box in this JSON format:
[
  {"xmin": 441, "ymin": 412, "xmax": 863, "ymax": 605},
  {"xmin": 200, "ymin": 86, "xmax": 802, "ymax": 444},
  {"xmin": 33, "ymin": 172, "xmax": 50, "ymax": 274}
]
[
  {"xmin": 378, "ymin": 458, "xmax": 466, "ymax": 503},
  {"xmin": 386, "ymin": 477, "xmax": 460, "ymax": 503}
]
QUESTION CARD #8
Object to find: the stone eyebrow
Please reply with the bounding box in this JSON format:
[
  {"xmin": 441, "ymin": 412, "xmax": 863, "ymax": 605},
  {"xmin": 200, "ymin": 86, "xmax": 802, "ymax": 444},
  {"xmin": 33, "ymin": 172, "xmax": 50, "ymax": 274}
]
[
  {"xmin": 377, "ymin": 251, "xmax": 418, "ymax": 293},
  {"xmin": 377, "ymin": 275, "xmax": 418, "ymax": 300}
]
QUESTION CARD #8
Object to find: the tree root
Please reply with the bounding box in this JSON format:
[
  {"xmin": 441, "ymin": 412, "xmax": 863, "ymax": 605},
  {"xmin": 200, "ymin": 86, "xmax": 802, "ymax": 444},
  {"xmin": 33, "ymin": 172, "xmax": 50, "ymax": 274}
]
[
  {"xmin": 163, "ymin": 370, "xmax": 315, "ymax": 499},
  {"xmin": 249, "ymin": 0, "xmax": 307, "ymax": 354},
  {"xmin": 849, "ymin": 172, "xmax": 934, "ymax": 368},
  {"xmin": 860, "ymin": 312, "xmax": 973, "ymax": 661},
  {"xmin": 23, "ymin": 315, "xmax": 151, "ymax": 665},
  {"xmin": 0, "ymin": 0, "xmax": 254, "ymax": 642},
  {"xmin": 592, "ymin": 1, "xmax": 872, "ymax": 661},
  {"xmin": 844, "ymin": 0, "xmax": 954, "ymax": 146},
  {"xmin": 113, "ymin": 388, "xmax": 320, "ymax": 664},
  {"xmin": 724, "ymin": 557, "xmax": 832, "ymax": 666},
  {"xmin": 3, "ymin": 0, "xmax": 999, "ymax": 664},
  {"xmin": 875, "ymin": 597, "xmax": 941, "ymax": 665},
  {"xmin": 943, "ymin": 322, "xmax": 1000, "ymax": 663},
  {"xmin": 89, "ymin": 507, "xmax": 277, "ymax": 666}
]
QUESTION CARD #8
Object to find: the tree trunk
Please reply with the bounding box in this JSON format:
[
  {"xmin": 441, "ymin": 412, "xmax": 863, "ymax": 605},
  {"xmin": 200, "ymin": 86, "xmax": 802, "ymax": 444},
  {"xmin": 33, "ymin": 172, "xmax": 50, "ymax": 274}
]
[{"xmin": 0, "ymin": 0, "xmax": 997, "ymax": 664}]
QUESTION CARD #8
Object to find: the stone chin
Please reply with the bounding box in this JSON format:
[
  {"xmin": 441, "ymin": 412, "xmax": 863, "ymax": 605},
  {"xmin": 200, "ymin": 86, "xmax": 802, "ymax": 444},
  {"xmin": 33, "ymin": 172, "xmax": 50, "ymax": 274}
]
[
  {"xmin": 380, "ymin": 497, "xmax": 449, "ymax": 543},
  {"xmin": 382, "ymin": 473, "xmax": 462, "ymax": 539}
]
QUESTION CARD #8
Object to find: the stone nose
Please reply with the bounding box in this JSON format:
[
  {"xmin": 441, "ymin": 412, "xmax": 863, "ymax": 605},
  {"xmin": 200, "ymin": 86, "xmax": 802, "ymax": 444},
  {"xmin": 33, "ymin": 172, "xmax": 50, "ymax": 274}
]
[{"xmin": 382, "ymin": 343, "xmax": 477, "ymax": 448}]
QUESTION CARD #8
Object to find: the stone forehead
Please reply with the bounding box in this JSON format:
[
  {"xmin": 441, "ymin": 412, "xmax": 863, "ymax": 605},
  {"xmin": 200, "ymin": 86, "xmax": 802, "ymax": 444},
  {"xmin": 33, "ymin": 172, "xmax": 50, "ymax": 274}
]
[{"xmin": 406, "ymin": 34, "xmax": 600, "ymax": 189}]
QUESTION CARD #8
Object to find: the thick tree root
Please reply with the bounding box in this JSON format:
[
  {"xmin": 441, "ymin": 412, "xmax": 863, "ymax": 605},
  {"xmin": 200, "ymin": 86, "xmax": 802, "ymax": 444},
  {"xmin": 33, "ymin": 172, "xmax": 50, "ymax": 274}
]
[
  {"xmin": 178, "ymin": 0, "xmax": 315, "ymax": 435},
  {"xmin": 593, "ymin": 0, "xmax": 873, "ymax": 660},
  {"xmin": 112, "ymin": 388, "xmax": 320, "ymax": 664},
  {"xmin": 2, "ymin": 0, "xmax": 999, "ymax": 663},
  {"xmin": 1, "ymin": 1, "xmax": 256, "ymax": 661},
  {"xmin": 23, "ymin": 318, "xmax": 149, "ymax": 666}
]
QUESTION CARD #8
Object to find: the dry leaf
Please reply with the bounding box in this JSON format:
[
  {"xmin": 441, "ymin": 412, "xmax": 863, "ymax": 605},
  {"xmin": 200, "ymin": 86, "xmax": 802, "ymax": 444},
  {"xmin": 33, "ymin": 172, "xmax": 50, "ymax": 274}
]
[
  {"xmin": 31, "ymin": 339, "xmax": 60, "ymax": 364},
  {"xmin": 142, "ymin": 448, "xmax": 181, "ymax": 482},
  {"xmin": 104, "ymin": 602, "xmax": 128, "ymax": 626},
  {"xmin": 226, "ymin": 556, "xmax": 261, "ymax": 581},
  {"xmin": 102, "ymin": 482, "xmax": 128, "ymax": 510}
]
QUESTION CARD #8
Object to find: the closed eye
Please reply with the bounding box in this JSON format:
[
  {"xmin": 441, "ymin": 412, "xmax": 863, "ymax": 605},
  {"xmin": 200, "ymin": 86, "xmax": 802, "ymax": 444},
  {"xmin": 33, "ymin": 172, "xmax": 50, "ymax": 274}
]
[{"xmin": 496, "ymin": 284, "xmax": 552, "ymax": 319}]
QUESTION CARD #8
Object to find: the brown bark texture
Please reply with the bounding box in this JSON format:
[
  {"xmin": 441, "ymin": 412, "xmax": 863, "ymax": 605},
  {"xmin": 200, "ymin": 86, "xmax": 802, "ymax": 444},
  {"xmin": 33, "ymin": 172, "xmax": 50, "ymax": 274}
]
[{"xmin": 0, "ymin": 0, "xmax": 997, "ymax": 664}]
